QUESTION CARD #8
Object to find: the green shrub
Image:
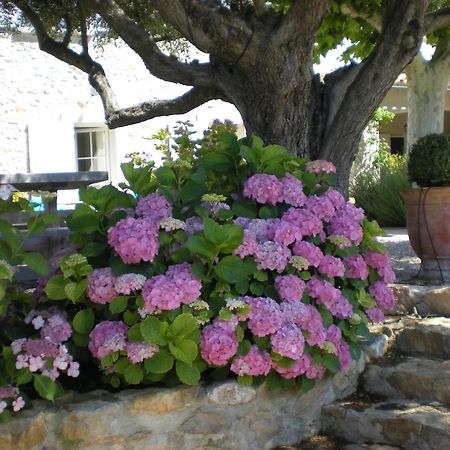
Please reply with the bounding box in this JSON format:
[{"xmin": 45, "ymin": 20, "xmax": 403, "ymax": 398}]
[
  {"xmin": 351, "ymin": 150, "xmax": 409, "ymax": 227},
  {"xmin": 408, "ymin": 133, "xmax": 450, "ymax": 187}
]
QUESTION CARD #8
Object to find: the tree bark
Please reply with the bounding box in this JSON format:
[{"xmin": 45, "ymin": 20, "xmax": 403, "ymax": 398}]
[{"xmin": 406, "ymin": 39, "xmax": 450, "ymax": 150}]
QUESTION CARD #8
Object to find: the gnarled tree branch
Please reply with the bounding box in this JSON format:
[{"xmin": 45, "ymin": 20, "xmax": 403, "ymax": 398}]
[
  {"xmin": 150, "ymin": 0, "xmax": 254, "ymax": 63},
  {"xmin": 340, "ymin": 4, "xmax": 382, "ymax": 32},
  {"xmin": 107, "ymin": 86, "xmax": 225, "ymax": 128},
  {"xmin": 87, "ymin": 0, "xmax": 215, "ymax": 86},
  {"xmin": 425, "ymin": 7, "xmax": 450, "ymax": 34},
  {"xmin": 278, "ymin": 0, "xmax": 330, "ymax": 45},
  {"xmin": 321, "ymin": 0, "xmax": 429, "ymax": 163}
]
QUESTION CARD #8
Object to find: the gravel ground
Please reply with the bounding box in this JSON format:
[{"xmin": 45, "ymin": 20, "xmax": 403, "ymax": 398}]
[{"xmin": 378, "ymin": 228, "xmax": 421, "ymax": 283}]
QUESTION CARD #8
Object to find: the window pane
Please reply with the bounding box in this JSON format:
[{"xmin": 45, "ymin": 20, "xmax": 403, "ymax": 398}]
[
  {"xmin": 76, "ymin": 132, "xmax": 91, "ymax": 158},
  {"xmin": 92, "ymin": 131, "xmax": 106, "ymax": 157},
  {"xmin": 78, "ymin": 158, "xmax": 91, "ymax": 171},
  {"xmin": 91, "ymin": 157, "xmax": 107, "ymax": 171}
]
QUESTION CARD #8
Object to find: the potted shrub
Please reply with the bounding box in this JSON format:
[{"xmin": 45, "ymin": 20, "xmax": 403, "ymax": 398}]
[{"xmin": 401, "ymin": 132, "xmax": 450, "ymax": 281}]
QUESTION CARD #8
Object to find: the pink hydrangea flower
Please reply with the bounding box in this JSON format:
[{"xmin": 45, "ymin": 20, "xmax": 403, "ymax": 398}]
[
  {"xmin": 88, "ymin": 321, "xmax": 128, "ymax": 360},
  {"xmin": 344, "ymin": 255, "xmax": 369, "ymax": 280},
  {"xmin": 306, "ymin": 276, "xmax": 341, "ymax": 309},
  {"xmin": 272, "ymin": 353, "xmax": 312, "ymax": 379},
  {"xmin": 230, "ymin": 345, "xmax": 272, "ymax": 376},
  {"xmin": 25, "ymin": 308, "xmax": 72, "ymax": 344},
  {"xmin": 305, "ymin": 195, "xmax": 336, "ymax": 221},
  {"xmin": 200, "ymin": 319, "xmax": 238, "ymax": 366},
  {"xmin": 135, "ymin": 193, "xmax": 172, "ymax": 222},
  {"xmin": 272, "ymin": 220, "xmax": 303, "ymax": 246},
  {"xmin": 246, "ymin": 219, "xmax": 277, "ymax": 242},
  {"xmin": 254, "ymin": 241, "xmax": 291, "ymax": 272},
  {"xmin": 142, "ymin": 263, "xmax": 202, "ymax": 312},
  {"xmin": 185, "ymin": 216, "xmax": 204, "ymax": 235},
  {"xmin": 328, "ymin": 217, "xmax": 363, "ymax": 246},
  {"xmin": 270, "ymin": 323, "xmax": 305, "ymax": 360},
  {"xmin": 338, "ymin": 203, "xmax": 365, "ymax": 223},
  {"xmin": 282, "ymin": 208, "xmax": 323, "ymax": 236},
  {"xmin": 87, "ymin": 268, "xmax": 117, "ymax": 304},
  {"xmin": 280, "ymin": 173, "xmax": 306, "ymax": 207},
  {"xmin": 233, "ymin": 230, "xmax": 258, "ymax": 258},
  {"xmin": 108, "ymin": 217, "xmax": 159, "ymax": 264},
  {"xmin": 305, "ymin": 160, "xmax": 336, "ymax": 174},
  {"xmin": 292, "ymin": 240, "xmax": 324, "ymax": 267},
  {"xmin": 369, "ymin": 281, "xmax": 396, "ymax": 311},
  {"xmin": 41, "ymin": 310, "xmax": 72, "ymax": 343},
  {"xmin": 280, "ymin": 301, "xmax": 326, "ymax": 347},
  {"xmin": 328, "ymin": 296, "xmax": 353, "ymax": 319},
  {"xmin": 126, "ymin": 342, "xmax": 159, "ymax": 364},
  {"xmin": 245, "ymin": 296, "xmax": 282, "ymax": 336},
  {"xmin": 12, "ymin": 396, "xmax": 25, "ymax": 412},
  {"xmin": 364, "ymin": 251, "xmax": 395, "ymax": 283},
  {"xmin": 305, "ymin": 361, "xmax": 326, "ymax": 380},
  {"xmin": 12, "ymin": 337, "xmax": 78, "ymax": 380},
  {"xmin": 318, "ymin": 255, "xmax": 345, "ymax": 278},
  {"xmin": 275, "ymin": 275, "xmax": 305, "ymax": 301},
  {"xmin": 322, "ymin": 188, "xmax": 345, "ymax": 209},
  {"xmin": 114, "ymin": 273, "xmax": 146, "ymax": 295},
  {"xmin": 243, "ymin": 173, "xmax": 283, "ymax": 205},
  {"xmin": 338, "ymin": 341, "xmax": 352, "ymax": 371},
  {"xmin": 366, "ymin": 307, "xmax": 385, "ymax": 323}
]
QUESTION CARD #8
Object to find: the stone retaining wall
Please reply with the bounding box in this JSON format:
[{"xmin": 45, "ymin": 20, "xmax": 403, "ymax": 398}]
[{"xmin": 0, "ymin": 356, "xmax": 365, "ymax": 450}]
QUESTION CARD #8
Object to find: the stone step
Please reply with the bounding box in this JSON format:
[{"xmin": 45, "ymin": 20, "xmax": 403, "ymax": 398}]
[
  {"xmin": 362, "ymin": 356, "xmax": 450, "ymax": 405},
  {"xmin": 321, "ymin": 400, "xmax": 450, "ymax": 450},
  {"xmin": 274, "ymin": 435, "xmax": 401, "ymax": 449},
  {"xmin": 392, "ymin": 284, "xmax": 450, "ymax": 317},
  {"xmin": 393, "ymin": 317, "xmax": 450, "ymax": 358}
]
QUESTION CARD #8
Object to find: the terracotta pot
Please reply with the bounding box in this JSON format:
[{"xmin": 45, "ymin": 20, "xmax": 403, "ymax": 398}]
[{"xmin": 401, "ymin": 187, "xmax": 450, "ymax": 281}]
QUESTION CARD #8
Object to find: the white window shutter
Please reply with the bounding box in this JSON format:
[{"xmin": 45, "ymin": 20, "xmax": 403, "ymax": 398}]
[
  {"xmin": 28, "ymin": 121, "xmax": 77, "ymax": 173},
  {"xmin": 27, "ymin": 121, "xmax": 79, "ymax": 209}
]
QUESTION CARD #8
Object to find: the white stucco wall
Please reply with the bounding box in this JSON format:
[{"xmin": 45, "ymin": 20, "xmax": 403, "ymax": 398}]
[{"xmin": 0, "ymin": 33, "xmax": 243, "ymax": 205}]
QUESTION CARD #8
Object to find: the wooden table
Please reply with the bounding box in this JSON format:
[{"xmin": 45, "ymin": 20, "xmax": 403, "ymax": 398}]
[{"xmin": 0, "ymin": 171, "xmax": 108, "ymax": 213}]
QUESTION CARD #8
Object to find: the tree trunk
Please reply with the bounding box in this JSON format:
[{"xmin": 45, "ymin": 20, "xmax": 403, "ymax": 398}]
[{"xmin": 406, "ymin": 43, "xmax": 450, "ymax": 151}]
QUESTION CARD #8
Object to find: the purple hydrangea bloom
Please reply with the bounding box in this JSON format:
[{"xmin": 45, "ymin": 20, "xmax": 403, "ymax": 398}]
[
  {"xmin": 254, "ymin": 241, "xmax": 291, "ymax": 272},
  {"xmin": 88, "ymin": 321, "xmax": 128, "ymax": 360},
  {"xmin": 135, "ymin": 193, "xmax": 172, "ymax": 223},
  {"xmin": 280, "ymin": 173, "xmax": 306, "ymax": 207},
  {"xmin": 369, "ymin": 281, "xmax": 396, "ymax": 311},
  {"xmin": 126, "ymin": 342, "xmax": 159, "ymax": 364},
  {"xmin": 108, "ymin": 217, "xmax": 159, "ymax": 264},
  {"xmin": 318, "ymin": 255, "xmax": 345, "ymax": 278},
  {"xmin": 200, "ymin": 319, "xmax": 238, "ymax": 366},
  {"xmin": 245, "ymin": 296, "xmax": 282, "ymax": 336},
  {"xmin": 270, "ymin": 323, "xmax": 305, "ymax": 360},
  {"xmin": 272, "ymin": 220, "xmax": 303, "ymax": 246},
  {"xmin": 305, "ymin": 160, "xmax": 336, "ymax": 174},
  {"xmin": 272, "ymin": 353, "xmax": 312, "ymax": 379},
  {"xmin": 87, "ymin": 268, "xmax": 117, "ymax": 304},
  {"xmin": 305, "ymin": 195, "xmax": 336, "ymax": 221},
  {"xmin": 292, "ymin": 240, "xmax": 324, "ymax": 267},
  {"xmin": 344, "ymin": 255, "xmax": 369, "ymax": 280},
  {"xmin": 114, "ymin": 273, "xmax": 146, "ymax": 295},
  {"xmin": 243, "ymin": 173, "xmax": 283, "ymax": 205},
  {"xmin": 275, "ymin": 275, "xmax": 305, "ymax": 301},
  {"xmin": 365, "ymin": 307, "xmax": 385, "ymax": 323},
  {"xmin": 282, "ymin": 208, "xmax": 323, "ymax": 236},
  {"xmin": 230, "ymin": 345, "xmax": 272, "ymax": 376},
  {"xmin": 142, "ymin": 263, "xmax": 202, "ymax": 312}
]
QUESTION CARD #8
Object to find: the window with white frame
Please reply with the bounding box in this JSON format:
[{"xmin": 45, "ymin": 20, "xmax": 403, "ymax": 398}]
[{"xmin": 75, "ymin": 126, "xmax": 108, "ymax": 172}]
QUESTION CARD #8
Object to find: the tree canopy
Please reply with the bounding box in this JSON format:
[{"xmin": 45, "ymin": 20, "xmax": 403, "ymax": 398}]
[{"xmin": 1, "ymin": 1, "xmax": 449, "ymax": 192}]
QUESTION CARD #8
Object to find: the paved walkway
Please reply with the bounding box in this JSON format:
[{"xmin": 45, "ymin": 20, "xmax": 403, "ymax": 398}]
[{"xmin": 379, "ymin": 228, "xmax": 421, "ymax": 283}]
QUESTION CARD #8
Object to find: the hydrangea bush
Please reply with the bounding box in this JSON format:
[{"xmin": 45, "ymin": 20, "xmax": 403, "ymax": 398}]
[{"xmin": 0, "ymin": 131, "xmax": 396, "ymax": 419}]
